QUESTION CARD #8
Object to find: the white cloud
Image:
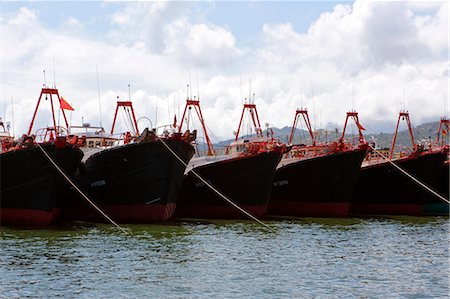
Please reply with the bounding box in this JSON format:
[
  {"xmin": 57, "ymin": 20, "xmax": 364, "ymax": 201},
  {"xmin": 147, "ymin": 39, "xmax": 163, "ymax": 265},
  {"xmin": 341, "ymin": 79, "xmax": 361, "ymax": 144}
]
[
  {"xmin": 1, "ymin": 1, "xmax": 448, "ymax": 141},
  {"xmin": 108, "ymin": 2, "xmax": 241, "ymax": 69},
  {"xmin": 164, "ymin": 18, "xmax": 241, "ymax": 68}
]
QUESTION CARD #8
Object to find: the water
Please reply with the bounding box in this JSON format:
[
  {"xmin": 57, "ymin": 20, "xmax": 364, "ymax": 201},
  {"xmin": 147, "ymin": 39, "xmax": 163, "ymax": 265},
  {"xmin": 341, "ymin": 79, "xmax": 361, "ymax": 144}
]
[{"xmin": 1, "ymin": 217, "xmax": 448, "ymax": 298}]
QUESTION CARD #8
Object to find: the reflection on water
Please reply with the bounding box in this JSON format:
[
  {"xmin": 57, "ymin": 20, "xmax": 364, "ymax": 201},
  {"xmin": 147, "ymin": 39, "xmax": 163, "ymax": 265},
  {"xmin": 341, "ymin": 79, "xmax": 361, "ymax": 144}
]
[{"xmin": 1, "ymin": 217, "xmax": 448, "ymax": 298}]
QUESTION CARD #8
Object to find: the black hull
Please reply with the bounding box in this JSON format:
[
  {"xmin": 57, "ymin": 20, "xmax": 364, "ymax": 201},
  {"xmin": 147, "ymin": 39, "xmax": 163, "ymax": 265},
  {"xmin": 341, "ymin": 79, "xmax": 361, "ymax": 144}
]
[
  {"xmin": 437, "ymin": 162, "xmax": 449, "ymax": 199},
  {"xmin": 268, "ymin": 148, "xmax": 367, "ymax": 217},
  {"xmin": 1, "ymin": 143, "xmax": 83, "ymax": 225},
  {"xmin": 351, "ymin": 151, "xmax": 446, "ymax": 216},
  {"xmin": 63, "ymin": 139, "xmax": 194, "ymax": 223},
  {"xmin": 423, "ymin": 161, "xmax": 449, "ymax": 216},
  {"xmin": 175, "ymin": 151, "xmax": 283, "ymax": 218}
]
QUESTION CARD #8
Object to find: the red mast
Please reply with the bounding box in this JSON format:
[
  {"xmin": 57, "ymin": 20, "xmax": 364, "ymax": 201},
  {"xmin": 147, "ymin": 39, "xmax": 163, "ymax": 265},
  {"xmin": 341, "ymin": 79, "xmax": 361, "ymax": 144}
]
[
  {"xmin": 27, "ymin": 88, "xmax": 70, "ymax": 136},
  {"xmin": 178, "ymin": 98, "xmax": 215, "ymax": 156},
  {"xmin": 110, "ymin": 101, "xmax": 139, "ymax": 136},
  {"xmin": 339, "ymin": 111, "xmax": 365, "ymax": 145},
  {"xmin": 289, "ymin": 108, "xmax": 315, "ymax": 146},
  {"xmin": 436, "ymin": 117, "xmax": 449, "ymax": 145},
  {"xmin": 390, "ymin": 111, "xmax": 415, "ymax": 160},
  {"xmin": 234, "ymin": 103, "xmax": 263, "ymax": 141}
]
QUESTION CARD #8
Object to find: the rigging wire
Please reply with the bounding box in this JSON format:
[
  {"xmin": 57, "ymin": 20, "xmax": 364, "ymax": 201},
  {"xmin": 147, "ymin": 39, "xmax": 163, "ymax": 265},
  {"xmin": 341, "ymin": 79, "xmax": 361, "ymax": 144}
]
[
  {"xmin": 360, "ymin": 120, "xmax": 448, "ymax": 204},
  {"xmin": 36, "ymin": 143, "xmax": 128, "ymax": 235},
  {"xmin": 119, "ymin": 107, "xmax": 132, "ymax": 133},
  {"xmin": 367, "ymin": 144, "xmax": 448, "ymax": 204},
  {"xmin": 156, "ymin": 137, "xmax": 274, "ymax": 231}
]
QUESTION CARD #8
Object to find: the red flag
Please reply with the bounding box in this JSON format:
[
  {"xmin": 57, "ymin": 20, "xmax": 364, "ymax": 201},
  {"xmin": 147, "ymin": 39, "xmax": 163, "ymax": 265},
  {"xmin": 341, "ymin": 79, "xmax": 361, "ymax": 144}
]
[
  {"xmin": 60, "ymin": 97, "xmax": 74, "ymax": 111},
  {"xmin": 356, "ymin": 122, "xmax": 365, "ymax": 131}
]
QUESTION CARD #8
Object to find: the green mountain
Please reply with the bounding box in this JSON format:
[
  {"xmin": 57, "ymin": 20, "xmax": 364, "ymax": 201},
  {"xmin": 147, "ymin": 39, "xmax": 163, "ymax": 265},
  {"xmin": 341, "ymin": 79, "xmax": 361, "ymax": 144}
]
[{"xmin": 212, "ymin": 121, "xmax": 445, "ymax": 149}]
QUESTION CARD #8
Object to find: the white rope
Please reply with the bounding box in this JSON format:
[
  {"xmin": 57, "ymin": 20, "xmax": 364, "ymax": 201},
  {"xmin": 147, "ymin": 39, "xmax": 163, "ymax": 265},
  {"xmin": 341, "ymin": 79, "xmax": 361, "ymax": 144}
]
[
  {"xmin": 368, "ymin": 144, "xmax": 449, "ymax": 204},
  {"xmin": 37, "ymin": 143, "xmax": 128, "ymax": 234},
  {"xmin": 157, "ymin": 137, "xmax": 274, "ymax": 231}
]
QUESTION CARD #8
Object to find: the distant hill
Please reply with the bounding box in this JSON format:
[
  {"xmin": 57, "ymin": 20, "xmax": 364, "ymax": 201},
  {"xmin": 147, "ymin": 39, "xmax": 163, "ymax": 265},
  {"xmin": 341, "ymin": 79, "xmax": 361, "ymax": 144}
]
[{"xmin": 207, "ymin": 121, "xmax": 445, "ymax": 149}]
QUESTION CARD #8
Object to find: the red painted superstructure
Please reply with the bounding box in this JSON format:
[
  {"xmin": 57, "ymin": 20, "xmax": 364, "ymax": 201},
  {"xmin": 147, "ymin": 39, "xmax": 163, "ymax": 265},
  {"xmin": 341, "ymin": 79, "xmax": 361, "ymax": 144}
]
[
  {"xmin": 268, "ymin": 109, "xmax": 369, "ymax": 218},
  {"xmin": 178, "ymin": 98, "xmax": 215, "ymax": 156},
  {"xmin": 1, "ymin": 86, "xmax": 83, "ymax": 226},
  {"xmin": 351, "ymin": 110, "xmax": 447, "ymax": 216},
  {"xmin": 63, "ymin": 96, "xmax": 195, "ymax": 223},
  {"xmin": 176, "ymin": 96, "xmax": 284, "ymax": 219}
]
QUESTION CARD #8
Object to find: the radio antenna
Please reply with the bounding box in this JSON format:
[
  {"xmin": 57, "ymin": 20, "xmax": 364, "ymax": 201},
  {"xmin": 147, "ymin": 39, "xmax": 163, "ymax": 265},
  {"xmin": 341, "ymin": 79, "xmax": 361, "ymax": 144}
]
[
  {"xmin": 11, "ymin": 96, "xmax": 15, "ymax": 137},
  {"xmin": 53, "ymin": 54, "xmax": 56, "ymax": 88},
  {"xmin": 96, "ymin": 65, "xmax": 103, "ymax": 128},
  {"xmin": 311, "ymin": 81, "xmax": 317, "ymax": 131},
  {"xmin": 43, "ymin": 70, "xmax": 47, "ymax": 87},
  {"xmin": 189, "ymin": 70, "xmax": 193, "ymax": 99},
  {"xmin": 195, "ymin": 69, "xmax": 200, "ymax": 100},
  {"xmin": 299, "ymin": 79, "xmax": 303, "ymax": 108},
  {"xmin": 240, "ymin": 74, "xmax": 243, "ymax": 104},
  {"xmin": 249, "ymin": 78, "xmax": 252, "ymax": 103}
]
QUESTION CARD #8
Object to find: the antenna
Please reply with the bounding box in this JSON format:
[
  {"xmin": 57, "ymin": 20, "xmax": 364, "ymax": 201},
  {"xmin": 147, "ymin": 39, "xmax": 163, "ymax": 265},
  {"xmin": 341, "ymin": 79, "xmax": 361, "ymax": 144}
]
[
  {"xmin": 445, "ymin": 94, "xmax": 449, "ymax": 118},
  {"xmin": 195, "ymin": 69, "xmax": 200, "ymax": 100},
  {"xmin": 11, "ymin": 96, "xmax": 15, "ymax": 137},
  {"xmin": 43, "ymin": 70, "xmax": 47, "ymax": 87},
  {"xmin": 320, "ymin": 108, "xmax": 323, "ymax": 131},
  {"xmin": 403, "ymin": 87, "xmax": 407, "ymax": 111},
  {"xmin": 351, "ymin": 83, "xmax": 355, "ymax": 111},
  {"xmin": 248, "ymin": 78, "xmax": 252, "ymax": 102},
  {"xmin": 96, "ymin": 65, "xmax": 103, "ymax": 128},
  {"xmin": 186, "ymin": 84, "xmax": 189, "ymax": 99},
  {"xmin": 128, "ymin": 84, "xmax": 131, "ymax": 101},
  {"xmin": 311, "ymin": 81, "xmax": 317, "ymax": 131},
  {"xmin": 189, "ymin": 70, "xmax": 193, "ymax": 99},
  {"xmin": 53, "ymin": 54, "xmax": 56, "ymax": 88},
  {"xmin": 299, "ymin": 79, "xmax": 303, "ymax": 108},
  {"xmin": 240, "ymin": 74, "xmax": 243, "ymax": 104}
]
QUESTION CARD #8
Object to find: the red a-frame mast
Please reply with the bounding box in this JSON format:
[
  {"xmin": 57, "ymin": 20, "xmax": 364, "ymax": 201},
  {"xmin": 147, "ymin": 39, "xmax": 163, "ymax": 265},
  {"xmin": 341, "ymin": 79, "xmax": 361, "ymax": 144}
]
[
  {"xmin": 289, "ymin": 108, "xmax": 315, "ymax": 146},
  {"xmin": 234, "ymin": 103, "xmax": 263, "ymax": 142},
  {"xmin": 436, "ymin": 117, "xmax": 449, "ymax": 145},
  {"xmin": 390, "ymin": 110, "xmax": 415, "ymax": 160},
  {"xmin": 110, "ymin": 101, "xmax": 139, "ymax": 136},
  {"xmin": 27, "ymin": 88, "xmax": 70, "ymax": 136},
  {"xmin": 339, "ymin": 111, "xmax": 365, "ymax": 145},
  {"xmin": 179, "ymin": 98, "xmax": 215, "ymax": 156}
]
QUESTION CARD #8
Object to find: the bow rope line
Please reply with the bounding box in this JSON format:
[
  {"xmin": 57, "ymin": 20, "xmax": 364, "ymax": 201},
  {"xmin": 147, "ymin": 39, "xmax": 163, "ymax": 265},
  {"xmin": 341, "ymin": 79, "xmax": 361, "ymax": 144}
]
[
  {"xmin": 157, "ymin": 137, "xmax": 274, "ymax": 231},
  {"xmin": 358, "ymin": 119, "xmax": 448, "ymax": 204},
  {"xmin": 37, "ymin": 143, "xmax": 128, "ymax": 235},
  {"xmin": 367, "ymin": 144, "xmax": 448, "ymax": 204}
]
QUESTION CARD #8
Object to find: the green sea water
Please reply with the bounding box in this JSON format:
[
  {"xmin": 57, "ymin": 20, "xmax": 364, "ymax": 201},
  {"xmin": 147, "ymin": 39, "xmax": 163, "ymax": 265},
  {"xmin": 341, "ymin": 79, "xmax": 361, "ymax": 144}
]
[{"xmin": 1, "ymin": 217, "xmax": 448, "ymax": 298}]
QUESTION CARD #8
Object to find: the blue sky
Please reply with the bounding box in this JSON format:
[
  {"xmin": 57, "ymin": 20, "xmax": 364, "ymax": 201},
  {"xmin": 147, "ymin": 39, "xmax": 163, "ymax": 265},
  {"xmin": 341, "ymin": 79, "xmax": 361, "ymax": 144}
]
[
  {"xmin": 1, "ymin": 1, "xmax": 448, "ymax": 139},
  {"xmin": 2, "ymin": 1, "xmax": 341, "ymax": 46}
]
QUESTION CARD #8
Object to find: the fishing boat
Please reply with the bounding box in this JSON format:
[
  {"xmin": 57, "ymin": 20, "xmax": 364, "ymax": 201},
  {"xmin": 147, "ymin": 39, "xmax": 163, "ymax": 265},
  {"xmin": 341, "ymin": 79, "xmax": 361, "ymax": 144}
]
[
  {"xmin": 63, "ymin": 100, "xmax": 195, "ymax": 223},
  {"xmin": 351, "ymin": 111, "xmax": 447, "ymax": 216},
  {"xmin": 0, "ymin": 118, "xmax": 14, "ymax": 148},
  {"xmin": 423, "ymin": 117, "xmax": 449, "ymax": 215},
  {"xmin": 0, "ymin": 87, "xmax": 83, "ymax": 226},
  {"xmin": 268, "ymin": 110, "xmax": 369, "ymax": 218},
  {"xmin": 175, "ymin": 97, "xmax": 285, "ymax": 219}
]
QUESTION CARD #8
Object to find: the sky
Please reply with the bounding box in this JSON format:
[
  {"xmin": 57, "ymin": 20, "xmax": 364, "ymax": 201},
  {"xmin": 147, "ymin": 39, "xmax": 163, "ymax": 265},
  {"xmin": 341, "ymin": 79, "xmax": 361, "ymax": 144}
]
[{"xmin": 1, "ymin": 1, "xmax": 449, "ymax": 142}]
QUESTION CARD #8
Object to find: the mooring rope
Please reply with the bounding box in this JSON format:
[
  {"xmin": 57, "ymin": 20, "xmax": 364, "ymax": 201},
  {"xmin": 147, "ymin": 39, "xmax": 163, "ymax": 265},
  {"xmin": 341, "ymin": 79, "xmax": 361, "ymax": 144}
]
[
  {"xmin": 157, "ymin": 137, "xmax": 274, "ymax": 231},
  {"xmin": 37, "ymin": 143, "xmax": 128, "ymax": 234},
  {"xmin": 368, "ymin": 144, "xmax": 449, "ymax": 204}
]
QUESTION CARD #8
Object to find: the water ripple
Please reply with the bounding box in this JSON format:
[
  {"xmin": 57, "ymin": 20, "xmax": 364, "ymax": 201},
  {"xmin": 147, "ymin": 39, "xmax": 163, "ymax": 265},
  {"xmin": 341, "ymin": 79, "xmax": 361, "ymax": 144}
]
[{"xmin": 1, "ymin": 217, "xmax": 448, "ymax": 298}]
